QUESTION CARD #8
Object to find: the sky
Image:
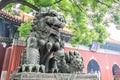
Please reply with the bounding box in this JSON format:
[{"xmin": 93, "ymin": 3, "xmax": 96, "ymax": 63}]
[{"xmin": 107, "ymin": 23, "xmax": 120, "ymax": 41}]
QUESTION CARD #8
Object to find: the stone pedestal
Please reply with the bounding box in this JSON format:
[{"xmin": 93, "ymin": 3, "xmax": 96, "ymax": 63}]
[{"xmin": 10, "ymin": 72, "xmax": 98, "ymax": 80}]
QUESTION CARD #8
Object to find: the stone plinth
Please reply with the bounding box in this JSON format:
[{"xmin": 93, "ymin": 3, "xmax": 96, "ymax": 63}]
[{"xmin": 10, "ymin": 72, "xmax": 98, "ymax": 80}]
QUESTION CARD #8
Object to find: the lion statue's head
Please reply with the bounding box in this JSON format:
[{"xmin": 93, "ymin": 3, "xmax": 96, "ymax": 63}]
[{"xmin": 32, "ymin": 7, "xmax": 66, "ymax": 32}]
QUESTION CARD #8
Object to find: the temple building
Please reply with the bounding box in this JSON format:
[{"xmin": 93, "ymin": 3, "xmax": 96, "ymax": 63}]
[
  {"xmin": 63, "ymin": 34, "xmax": 120, "ymax": 80},
  {"xmin": 0, "ymin": 10, "xmax": 23, "ymax": 79},
  {"xmin": 0, "ymin": 10, "xmax": 23, "ymax": 43},
  {"xmin": 0, "ymin": 10, "xmax": 120, "ymax": 80}
]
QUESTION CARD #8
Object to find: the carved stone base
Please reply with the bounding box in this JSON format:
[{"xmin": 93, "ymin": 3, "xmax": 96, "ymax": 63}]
[{"xmin": 10, "ymin": 72, "xmax": 98, "ymax": 80}]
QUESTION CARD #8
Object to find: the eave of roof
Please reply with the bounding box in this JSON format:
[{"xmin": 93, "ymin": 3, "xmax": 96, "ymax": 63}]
[
  {"xmin": 106, "ymin": 38, "xmax": 120, "ymax": 44},
  {"xmin": 0, "ymin": 10, "xmax": 23, "ymax": 23}
]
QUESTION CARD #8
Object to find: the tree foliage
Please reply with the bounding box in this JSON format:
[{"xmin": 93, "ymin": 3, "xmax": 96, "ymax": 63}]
[
  {"xmin": 0, "ymin": 0, "xmax": 119, "ymax": 45},
  {"xmin": 95, "ymin": 25, "xmax": 108, "ymax": 43},
  {"xmin": 18, "ymin": 20, "xmax": 32, "ymax": 39}
]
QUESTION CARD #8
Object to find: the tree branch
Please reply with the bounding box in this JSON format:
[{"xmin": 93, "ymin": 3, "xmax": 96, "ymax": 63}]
[
  {"xmin": 0, "ymin": 0, "xmax": 39, "ymax": 11},
  {"xmin": 112, "ymin": 0, "xmax": 120, "ymax": 6},
  {"xmin": 96, "ymin": 0, "xmax": 111, "ymax": 7},
  {"xmin": 72, "ymin": 0, "xmax": 84, "ymax": 12},
  {"xmin": 113, "ymin": 0, "xmax": 119, "ymax": 3},
  {"xmin": 0, "ymin": 0, "xmax": 12, "ymax": 10},
  {"xmin": 54, "ymin": 0, "xmax": 63, "ymax": 4},
  {"xmin": 17, "ymin": 0, "xmax": 39, "ymax": 11}
]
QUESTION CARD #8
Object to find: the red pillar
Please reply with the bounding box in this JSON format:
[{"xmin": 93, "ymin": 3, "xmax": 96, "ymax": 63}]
[
  {"xmin": 1, "ymin": 47, "xmax": 11, "ymax": 80},
  {"xmin": 6, "ymin": 40, "xmax": 25, "ymax": 80},
  {"xmin": 0, "ymin": 44, "xmax": 7, "ymax": 76}
]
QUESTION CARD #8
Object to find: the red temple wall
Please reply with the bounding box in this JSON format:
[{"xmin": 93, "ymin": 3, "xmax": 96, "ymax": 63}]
[
  {"xmin": 65, "ymin": 47, "xmax": 120, "ymax": 80},
  {"xmin": 1, "ymin": 45, "xmax": 120, "ymax": 80}
]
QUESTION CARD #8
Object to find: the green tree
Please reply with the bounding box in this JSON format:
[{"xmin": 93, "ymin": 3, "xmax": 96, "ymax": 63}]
[
  {"xmin": 0, "ymin": 0, "xmax": 118, "ymax": 45},
  {"xmin": 95, "ymin": 25, "xmax": 108, "ymax": 43},
  {"xmin": 18, "ymin": 20, "xmax": 32, "ymax": 39}
]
